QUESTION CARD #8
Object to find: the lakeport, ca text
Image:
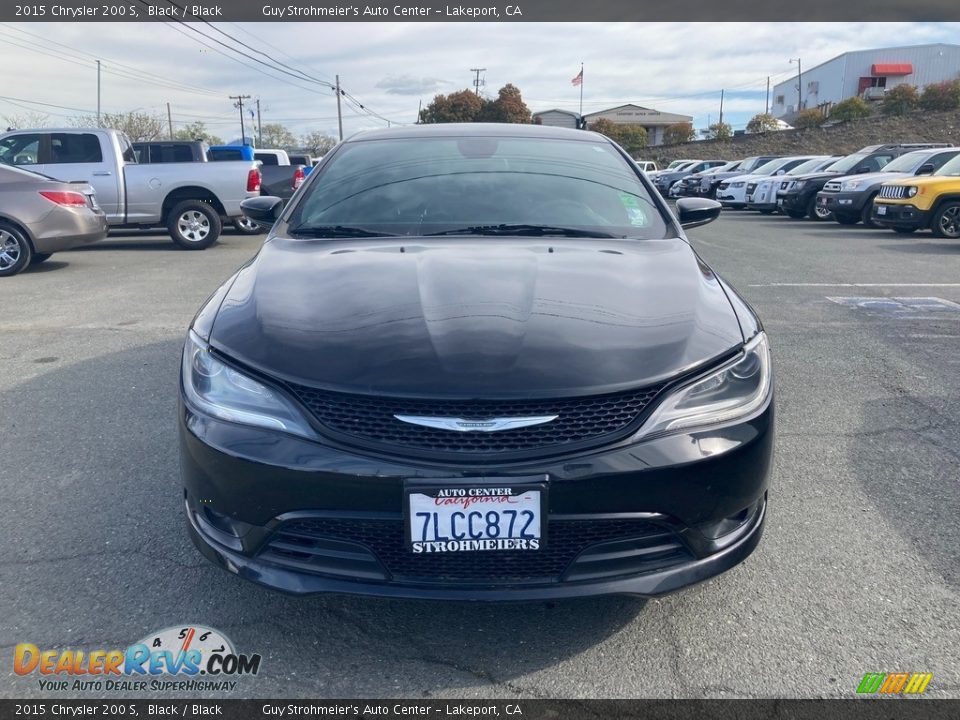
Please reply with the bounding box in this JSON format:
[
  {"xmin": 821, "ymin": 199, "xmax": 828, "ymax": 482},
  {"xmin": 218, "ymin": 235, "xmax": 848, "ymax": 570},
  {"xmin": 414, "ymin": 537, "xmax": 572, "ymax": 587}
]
[{"xmin": 261, "ymin": 5, "xmax": 523, "ymax": 18}]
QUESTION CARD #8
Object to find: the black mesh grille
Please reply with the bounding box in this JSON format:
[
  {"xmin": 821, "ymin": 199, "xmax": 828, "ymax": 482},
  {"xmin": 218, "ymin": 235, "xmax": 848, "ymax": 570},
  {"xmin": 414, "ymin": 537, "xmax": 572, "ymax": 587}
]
[
  {"xmin": 285, "ymin": 383, "xmax": 664, "ymax": 457},
  {"xmin": 261, "ymin": 516, "xmax": 690, "ymax": 584}
]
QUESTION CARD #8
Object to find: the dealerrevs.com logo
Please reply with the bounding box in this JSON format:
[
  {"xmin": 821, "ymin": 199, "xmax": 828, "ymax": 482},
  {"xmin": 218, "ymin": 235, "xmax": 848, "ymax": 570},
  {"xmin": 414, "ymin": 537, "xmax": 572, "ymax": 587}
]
[{"xmin": 14, "ymin": 625, "xmax": 261, "ymax": 693}]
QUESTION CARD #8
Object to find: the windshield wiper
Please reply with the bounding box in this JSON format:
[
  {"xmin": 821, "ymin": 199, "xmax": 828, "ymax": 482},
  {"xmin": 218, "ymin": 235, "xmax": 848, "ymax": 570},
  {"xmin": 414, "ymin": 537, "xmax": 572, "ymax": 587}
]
[
  {"xmin": 424, "ymin": 224, "xmax": 620, "ymax": 239},
  {"xmin": 288, "ymin": 225, "xmax": 398, "ymax": 238}
]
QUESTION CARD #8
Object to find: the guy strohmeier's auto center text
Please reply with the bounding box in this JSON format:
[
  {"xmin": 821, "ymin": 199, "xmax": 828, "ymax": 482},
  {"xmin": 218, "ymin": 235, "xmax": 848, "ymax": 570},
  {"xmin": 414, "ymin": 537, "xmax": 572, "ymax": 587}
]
[{"xmin": 261, "ymin": 4, "xmax": 523, "ymax": 17}]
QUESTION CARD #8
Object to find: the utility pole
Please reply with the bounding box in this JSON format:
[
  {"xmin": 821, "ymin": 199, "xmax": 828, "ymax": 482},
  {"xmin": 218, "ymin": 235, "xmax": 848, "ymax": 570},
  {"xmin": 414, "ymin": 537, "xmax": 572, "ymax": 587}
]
[
  {"xmin": 765, "ymin": 76, "xmax": 770, "ymax": 114},
  {"xmin": 230, "ymin": 94, "xmax": 251, "ymax": 145},
  {"xmin": 255, "ymin": 98, "xmax": 262, "ymax": 147},
  {"xmin": 790, "ymin": 58, "xmax": 802, "ymax": 111},
  {"xmin": 335, "ymin": 75, "xmax": 343, "ymax": 141},
  {"xmin": 470, "ymin": 68, "xmax": 486, "ymax": 96},
  {"xmin": 96, "ymin": 60, "xmax": 101, "ymax": 126},
  {"xmin": 416, "ymin": 99, "xmax": 422, "ymax": 124},
  {"xmin": 166, "ymin": 102, "xmax": 173, "ymax": 139},
  {"xmin": 719, "ymin": 89, "xmax": 724, "ymax": 126}
]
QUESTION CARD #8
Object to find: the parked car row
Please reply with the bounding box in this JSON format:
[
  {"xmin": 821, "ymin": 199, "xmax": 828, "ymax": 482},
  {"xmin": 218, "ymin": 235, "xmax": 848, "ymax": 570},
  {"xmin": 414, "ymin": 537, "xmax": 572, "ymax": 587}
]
[{"xmin": 662, "ymin": 142, "xmax": 960, "ymax": 238}]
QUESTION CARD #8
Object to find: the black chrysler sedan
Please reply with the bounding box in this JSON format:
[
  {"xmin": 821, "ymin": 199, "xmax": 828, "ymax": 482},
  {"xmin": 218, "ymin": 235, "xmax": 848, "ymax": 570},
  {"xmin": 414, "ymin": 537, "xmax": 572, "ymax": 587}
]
[{"xmin": 179, "ymin": 124, "xmax": 773, "ymax": 600}]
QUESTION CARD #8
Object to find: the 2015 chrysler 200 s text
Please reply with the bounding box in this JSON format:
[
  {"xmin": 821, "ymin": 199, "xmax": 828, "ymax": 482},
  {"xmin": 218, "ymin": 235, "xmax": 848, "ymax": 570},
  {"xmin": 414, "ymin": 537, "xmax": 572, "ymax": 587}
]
[{"xmin": 179, "ymin": 124, "xmax": 774, "ymax": 600}]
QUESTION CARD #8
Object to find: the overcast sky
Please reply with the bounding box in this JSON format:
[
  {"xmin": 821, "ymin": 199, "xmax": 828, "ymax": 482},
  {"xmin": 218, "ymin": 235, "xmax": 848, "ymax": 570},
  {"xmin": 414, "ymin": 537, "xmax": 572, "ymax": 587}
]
[{"xmin": 1, "ymin": 22, "xmax": 958, "ymax": 143}]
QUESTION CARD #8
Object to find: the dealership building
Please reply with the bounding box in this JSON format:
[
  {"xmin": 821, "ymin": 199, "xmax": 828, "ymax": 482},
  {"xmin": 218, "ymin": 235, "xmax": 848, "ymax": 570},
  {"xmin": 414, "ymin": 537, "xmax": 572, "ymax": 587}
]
[
  {"xmin": 772, "ymin": 43, "xmax": 960, "ymax": 118},
  {"xmin": 533, "ymin": 104, "xmax": 694, "ymax": 146}
]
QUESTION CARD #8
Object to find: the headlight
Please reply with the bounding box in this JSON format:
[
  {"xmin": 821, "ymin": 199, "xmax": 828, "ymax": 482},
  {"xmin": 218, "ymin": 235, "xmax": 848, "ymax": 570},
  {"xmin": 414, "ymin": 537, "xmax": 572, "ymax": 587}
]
[
  {"xmin": 905, "ymin": 186, "xmax": 919, "ymax": 198},
  {"xmin": 732, "ymin": 181, "xmax": 745, "ymax": 188},
  {"xmin": 840, "ymin": 180, "xmax": 863, "ymax": 191},
  {"xmin": 637, "ymin": 333, "xmax": 772, "ymax": 438},
  {"xmin": 181, "ymin": 330, "xmax": 317, "ymax": 439},
  {"xmin": 792, "ymin": 180, "xmax": 806, "ymax": 190}
]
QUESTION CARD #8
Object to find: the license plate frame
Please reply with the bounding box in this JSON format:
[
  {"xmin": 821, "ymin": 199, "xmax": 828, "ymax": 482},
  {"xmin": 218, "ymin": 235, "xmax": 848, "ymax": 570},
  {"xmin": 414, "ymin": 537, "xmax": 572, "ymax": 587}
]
[
  {"xmin": 404, "ymin": 476, "xmax": 548, "ymax": 553},
  {"xmin": 876, "ymin": 205, "xmax": 887, "ymax": 216}
]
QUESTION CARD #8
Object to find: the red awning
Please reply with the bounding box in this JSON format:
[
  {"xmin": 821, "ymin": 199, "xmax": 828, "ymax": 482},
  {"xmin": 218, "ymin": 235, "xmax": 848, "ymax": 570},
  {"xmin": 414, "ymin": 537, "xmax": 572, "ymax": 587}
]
[{"xmin": 872, "ymin": 63, "xmax": 913, "ymax": 76}]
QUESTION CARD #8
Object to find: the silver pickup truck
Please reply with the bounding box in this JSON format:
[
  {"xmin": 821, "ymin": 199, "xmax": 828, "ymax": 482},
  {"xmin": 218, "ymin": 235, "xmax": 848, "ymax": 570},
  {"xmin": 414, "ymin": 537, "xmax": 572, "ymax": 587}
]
[{"xmin": 0, "ymin": 128, "xmax": 261, "ymax": 249}]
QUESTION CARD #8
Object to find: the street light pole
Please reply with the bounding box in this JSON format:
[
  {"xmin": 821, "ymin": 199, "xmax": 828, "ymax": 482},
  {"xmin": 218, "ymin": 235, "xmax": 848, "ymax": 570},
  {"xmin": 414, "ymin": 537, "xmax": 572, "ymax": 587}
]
[{"xmin": 790, "ymin": 58, "xmax": 802, "ymax": 111}]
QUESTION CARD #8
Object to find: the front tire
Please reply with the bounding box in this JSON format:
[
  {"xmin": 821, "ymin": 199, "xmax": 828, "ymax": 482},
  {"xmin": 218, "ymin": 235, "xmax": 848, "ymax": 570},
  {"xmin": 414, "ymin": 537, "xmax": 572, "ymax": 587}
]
[
  {"xmin": 167, "ymin": 201, "xmax": 222, "ymax": 250},
  {"xmin": 233, "ymin": 216, "xmax": 262, "ymax": 236},
  {"xmin": 860, "ymin": 195, "xmax": 881, "ymax": 228},
  {"xmin": 0, "ymin": 223, "xmax": 32, "ymax": 277},
  {"xmin": 809, "ymin": 195, "xmax": 833, "ymax": 221},
  {"xmin": 931, "ymin": 201, "xmax": 960, "ymax": 239}
]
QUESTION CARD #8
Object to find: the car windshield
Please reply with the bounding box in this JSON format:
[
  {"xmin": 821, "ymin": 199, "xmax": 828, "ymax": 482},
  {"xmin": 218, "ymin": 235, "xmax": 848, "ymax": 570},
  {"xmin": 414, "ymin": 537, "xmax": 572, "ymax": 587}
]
[
  {"xmin": 288, "ymin": 135, "xmax": 669, "ymax": 239},
  {"xmin": 751, "ymin": 158, "xmax": 788, "ymax": 175},
  {"xmin": 935, "ymin": 154, "xmax": 960, "ymax": 176},
  {"xmin": 880, "ymin": 152, "xmax": 929, "ymax": 173},
  {"xmin": 665, "ymin": 160, "xmax": 688, "ymax": 169},
  {"xmin": 786, "ymin": 158, "xmax": 828, "ymax": 175},
  {"xmin": 826, "ymin": 153, "xmax": 869, "ymax": 174}
]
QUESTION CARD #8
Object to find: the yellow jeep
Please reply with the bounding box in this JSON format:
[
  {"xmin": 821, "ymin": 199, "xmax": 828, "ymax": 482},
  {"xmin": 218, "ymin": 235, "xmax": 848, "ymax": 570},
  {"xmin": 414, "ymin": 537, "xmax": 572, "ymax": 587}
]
[{"xmin": 872, "ymin": 162, "xmax": 960, "ymax": 237}]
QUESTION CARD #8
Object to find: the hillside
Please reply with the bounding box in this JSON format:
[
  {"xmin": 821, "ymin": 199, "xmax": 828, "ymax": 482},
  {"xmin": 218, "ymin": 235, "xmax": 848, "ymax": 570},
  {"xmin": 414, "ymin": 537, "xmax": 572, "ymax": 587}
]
[{"xmin": 645, "ymin": 109, "xmax": 960, "ymax": 164}]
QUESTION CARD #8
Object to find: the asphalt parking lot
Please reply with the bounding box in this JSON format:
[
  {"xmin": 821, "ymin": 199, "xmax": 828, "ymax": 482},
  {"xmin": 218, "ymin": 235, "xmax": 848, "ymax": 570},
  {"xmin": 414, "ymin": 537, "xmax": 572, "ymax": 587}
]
[{"xmin": 2, "ymin": 214, "xmax": 959, "ymax": 700}]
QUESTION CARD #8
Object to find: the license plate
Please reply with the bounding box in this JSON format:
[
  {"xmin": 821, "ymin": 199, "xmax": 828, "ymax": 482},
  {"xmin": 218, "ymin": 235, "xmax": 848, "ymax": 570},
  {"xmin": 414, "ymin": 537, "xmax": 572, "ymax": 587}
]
[
  {"xmin": 405, "ymin": 479, "xmax": 546, "ymax": 553},
  {"xmin": 745, "ymin": 195, "xmax": 753, "ymax": 202},
  {"xmin": 876, "ymin": 205, "xmax": 887, "ymax": 216},
  {"xmin": 777, "ymin": 199, "xmax": 783, "ymax": 206}
]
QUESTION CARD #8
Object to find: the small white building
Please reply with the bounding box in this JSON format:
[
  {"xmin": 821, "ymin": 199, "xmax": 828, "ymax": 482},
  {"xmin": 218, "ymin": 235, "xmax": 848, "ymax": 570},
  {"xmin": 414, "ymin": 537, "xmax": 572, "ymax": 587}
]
[
  {"xmin": 581, "ymin": 104, "xmax": 694, "ymax": 146},
  {"xmin": 532, "ymin": 109, "xmax": 582, "ymax": 130},
  {"xmin": 772, "ymin": 43, "xmax": 960, "ymax": 118}
]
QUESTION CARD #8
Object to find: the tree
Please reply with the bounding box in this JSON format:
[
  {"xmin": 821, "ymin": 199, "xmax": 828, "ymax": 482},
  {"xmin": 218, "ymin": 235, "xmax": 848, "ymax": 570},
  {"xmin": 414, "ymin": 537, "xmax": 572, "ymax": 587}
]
[
  {"xmin": 72, "ymin": 111, "xmax": 167, "ymax": 141},
  {"xmin": 3, "ymin": 111, "xmax": 50, "ymax": 130},
  {"xmin": 300, "ymin": 131, "xmax": 338, "ymax": 156},
  {"xmin": 259, "ymin": 122, "xmax": 297, "ymax": 148},
  {"xmin": 746, "ymin": 113, "xmax": 779, "ymax": 134},
  {"xmin": 587, "ymin": 118, "xmax": 648, "ymax": 154},
  {"xmin": 662, "ymin": 122, "xmax": 696, "ymax": 145},
  {"xmin": 919, "ymin": 80, "xmax": 960, "ymax": 111},
  {"xmin": 881, "ymin": 84, "xmax": 920, "ymax": 116},
  {"xmin": 706, "ymin": 122, "xmax": 732, "ymax": 140},
  {"xmin": 792, "ymin": 109, "xmax": 825, "ymax": 129},
  {"xmin": 480, "ymin": 83, "xmax": 531, "ymax": 124},
  {"xmin": 829, "ymin": 97, "xmax": 871, "ymax": 122},
  {"xmin": 173, "ymin": 120, "xmax": 223, "ymax": 145},
  {"xmin": 419, "ymin": 89, "xmax": 484, "ymax": 123}
]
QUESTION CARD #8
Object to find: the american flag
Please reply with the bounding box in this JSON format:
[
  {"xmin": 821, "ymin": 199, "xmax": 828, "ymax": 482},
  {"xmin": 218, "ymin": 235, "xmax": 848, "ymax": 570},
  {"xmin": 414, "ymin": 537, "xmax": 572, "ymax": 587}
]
[{"xmin": 571, "ymin": 69, "xmax": 583, "ymax": 87}]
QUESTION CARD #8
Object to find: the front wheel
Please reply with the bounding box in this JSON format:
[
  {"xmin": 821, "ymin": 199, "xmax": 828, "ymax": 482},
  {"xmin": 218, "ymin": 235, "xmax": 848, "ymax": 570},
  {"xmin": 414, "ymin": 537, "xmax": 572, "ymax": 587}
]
[
  {"xmin": 931, "ymin": 201, "xmax": 960, "ymax": 239},
  {"xmin": 0, "ymin": 223, "xmax": 32, "ymax": 277},
  {"xmin": 167, "ymin": 201, "xmax": 222, "ymax": 250},
  {"xmin": 808, "ymin": 195, "xmax": 833, "ymax": 221},
  {"xmin": 233, "ymin": 216, "xmax": 262, "ymax": 236}
]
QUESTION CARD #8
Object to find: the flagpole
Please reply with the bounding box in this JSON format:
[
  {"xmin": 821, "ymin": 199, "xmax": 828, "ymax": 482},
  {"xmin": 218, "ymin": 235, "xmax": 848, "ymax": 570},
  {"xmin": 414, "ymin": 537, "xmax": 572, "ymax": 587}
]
[{"xmin": 579, "ymin": 62, "xmax": 584, "ymax": 118}]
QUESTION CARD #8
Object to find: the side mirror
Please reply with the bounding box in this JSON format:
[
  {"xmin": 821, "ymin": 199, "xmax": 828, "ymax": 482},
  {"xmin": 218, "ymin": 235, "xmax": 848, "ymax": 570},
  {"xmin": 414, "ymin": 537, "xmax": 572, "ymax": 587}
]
[
  {"xmin": 241, "ymin": 196, "xmax": 286, "ymax": 229},
  {"xmin": 917, "ymin": 163, "xmax": 935, "ymax": 176},
  {"xmin": 775, "ymin": 169, "xmax": 786, "ymax": 175},
  {"xmin": 676, "ymin": 197, "xmax": 722, "ymax": 230}
]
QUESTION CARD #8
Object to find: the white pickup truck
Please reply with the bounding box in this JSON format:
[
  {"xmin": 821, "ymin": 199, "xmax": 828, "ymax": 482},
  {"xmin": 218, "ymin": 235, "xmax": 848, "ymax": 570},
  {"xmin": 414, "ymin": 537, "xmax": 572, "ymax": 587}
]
[{"xmin": 0, "ymin": 128, "xmax": 262, "ymax": 249}]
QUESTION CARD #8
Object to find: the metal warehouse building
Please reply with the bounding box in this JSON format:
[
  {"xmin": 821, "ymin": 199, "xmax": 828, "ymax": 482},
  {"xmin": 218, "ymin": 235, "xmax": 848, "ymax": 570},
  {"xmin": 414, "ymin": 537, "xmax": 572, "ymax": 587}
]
[{"xmin": 772, "ymin": 43, "xmax": 960, "ymax": 119}]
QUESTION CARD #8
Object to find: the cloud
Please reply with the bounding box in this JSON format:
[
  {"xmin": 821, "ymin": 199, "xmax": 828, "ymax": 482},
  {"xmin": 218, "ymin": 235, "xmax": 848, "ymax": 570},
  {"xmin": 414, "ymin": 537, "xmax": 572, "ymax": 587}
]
[{"xmin": 375, "ymin": 74, "xmax": 452, "ymax": 95}]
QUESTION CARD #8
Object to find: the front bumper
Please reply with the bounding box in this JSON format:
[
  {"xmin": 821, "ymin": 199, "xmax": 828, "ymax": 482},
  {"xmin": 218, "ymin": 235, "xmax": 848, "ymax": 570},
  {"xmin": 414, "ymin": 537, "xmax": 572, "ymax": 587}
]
[
  {"xmin": 716, "ymin": 186, "xmax": 747, "ymax": 207},
  {"xmin": 775, "ymin": 189, "xmax": 810, "ymax": 212},
  {"xmin": 871, "ymin": 202, "xmax": 930, "ymax": 230},
  {"xmin": 815, "ymin": 191, "xmax": 868, "ymax": 216},
  {"xmin": 179, "ymin": 397, "xmax": 774, "ymax": 600}
]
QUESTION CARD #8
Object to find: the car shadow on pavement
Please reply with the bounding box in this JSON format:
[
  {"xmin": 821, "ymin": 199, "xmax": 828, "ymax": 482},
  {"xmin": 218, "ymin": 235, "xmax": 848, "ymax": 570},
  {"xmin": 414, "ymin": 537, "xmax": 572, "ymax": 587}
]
[
  {"xmin": 1, "ymin": 339, "xmax": 647, "ymax": 696},
  {"xmin": 22, "ymin": 260, "xmax": 69, "ymax": 274},
  {"xmin": 878, "ymin": 241, "xmax": 960, "ymax": 254}
]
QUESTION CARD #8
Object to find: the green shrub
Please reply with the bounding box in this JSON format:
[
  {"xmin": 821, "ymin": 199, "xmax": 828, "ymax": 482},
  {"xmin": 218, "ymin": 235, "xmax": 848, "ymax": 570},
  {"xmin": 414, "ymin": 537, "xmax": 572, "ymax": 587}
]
[
  {"xmin": 792, "ymin": 109, "xmax": 825, "ymax": 129},
  {"xmin": 919, "ymin": 80, "xmax": 960, "ymax": 111},
  {"xmin": 829, "ymin": 97, "xmax": 872, "ymax": 122},
  {"xmin": 881, "ymin": 84, "xmax": 919, "ymax": 116},
  {"xmin": 746, "ymin": 113, "xmax": 780, "ymax": 133}
]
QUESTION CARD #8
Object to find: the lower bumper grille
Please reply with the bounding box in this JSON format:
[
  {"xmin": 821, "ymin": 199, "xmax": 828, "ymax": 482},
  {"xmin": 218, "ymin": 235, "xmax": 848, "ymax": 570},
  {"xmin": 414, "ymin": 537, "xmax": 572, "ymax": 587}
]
[{"xmin": 259, "ymin": 516, "xmax": 693, "ymax": 585}]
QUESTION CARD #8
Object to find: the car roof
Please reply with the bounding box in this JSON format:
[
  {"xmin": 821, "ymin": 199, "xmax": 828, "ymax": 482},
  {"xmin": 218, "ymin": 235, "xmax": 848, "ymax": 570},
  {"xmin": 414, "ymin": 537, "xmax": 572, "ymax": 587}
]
[{"xmin": 346, "ymin": 123, "xmax": 609, "ymax": 143}]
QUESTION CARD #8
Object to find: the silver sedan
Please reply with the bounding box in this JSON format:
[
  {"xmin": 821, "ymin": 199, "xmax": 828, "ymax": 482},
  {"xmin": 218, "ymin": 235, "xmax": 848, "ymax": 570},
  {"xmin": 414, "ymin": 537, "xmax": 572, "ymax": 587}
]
[{"xmin": 0, "ymin": 164, "xmax": 108, "ymax": 277}]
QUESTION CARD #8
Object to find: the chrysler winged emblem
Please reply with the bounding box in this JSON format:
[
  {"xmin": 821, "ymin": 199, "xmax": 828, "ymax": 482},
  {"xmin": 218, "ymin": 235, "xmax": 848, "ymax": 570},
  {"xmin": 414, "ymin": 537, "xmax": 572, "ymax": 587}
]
[{"xmin": 393, "ymin": 415, "xmax": 558, "ymax": 432}]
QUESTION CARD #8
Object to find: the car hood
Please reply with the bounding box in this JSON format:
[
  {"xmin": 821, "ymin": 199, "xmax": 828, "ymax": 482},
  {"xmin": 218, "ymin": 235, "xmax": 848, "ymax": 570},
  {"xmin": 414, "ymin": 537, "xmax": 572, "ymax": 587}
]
[
  {"xmin": 208, "ymin": 237, "xmax": 744, "ymax": 397},
  {"xmin": 880, "ymin": 174, "xmax": 958, "ymax": 188},
  {"xmin": 788, "ymin": 170, "xmax": 842, "ymax": 183},
  {"xmin": 829, "ymin": 171, "xmax": 910, "ymax": 186}
]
